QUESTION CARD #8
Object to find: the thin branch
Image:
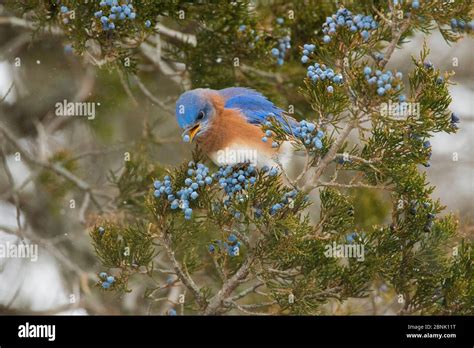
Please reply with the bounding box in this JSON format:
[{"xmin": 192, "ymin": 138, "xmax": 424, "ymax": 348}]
[
  {"xmin": 229, "ymin": 281, "xmax": 265, "ymax": 301},
  {"xmin": 0, "ymin": 143, "xmax": 24, "ymax": 238},
  {"xmin": 303, "ymin": 120, "xmax": 356, "ymax": 191},
  {"xmin": 155, "ymin": 23, "xmax": 197, "ymax": 47},
  {"xmin": 0, "ymin": 82, "xmax": 14, "ymax": 103},
  {"xmin": 134, "ymin": 75, "xmax": 174, "ymax": 113},
  {"xmin": 0, "ymin": 122, "xmax": 104, "ymax": 211},
  {"xmin": 0, "ymin": 16, "xmax": 63, "ymax": 35},
  {"xmin": 312, "ymin": 180, "xmax": 391, "ymax": 191},
  {"xmin": 160, "ymin": 233, "xmax": 207, "ymax": 309}
]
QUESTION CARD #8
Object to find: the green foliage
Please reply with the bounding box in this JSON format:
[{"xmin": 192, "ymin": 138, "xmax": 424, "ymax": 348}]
[{"xmin": 9, "ymin": 0, "xmax": 472, "ymax": 315}]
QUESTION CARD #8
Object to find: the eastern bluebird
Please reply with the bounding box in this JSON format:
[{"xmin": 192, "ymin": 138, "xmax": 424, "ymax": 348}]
[{"xmin": 175, "ymin": 87, "xmax": 296, "ymax": 170}]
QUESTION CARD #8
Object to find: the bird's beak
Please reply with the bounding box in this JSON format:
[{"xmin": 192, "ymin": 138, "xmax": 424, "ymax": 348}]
[{"xmin": 183, "ymin": 123, "xmax": 201, "ymax": 142}]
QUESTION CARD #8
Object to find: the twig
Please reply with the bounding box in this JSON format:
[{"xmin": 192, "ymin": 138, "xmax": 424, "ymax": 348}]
[
  {"xmin": 303, "ymin": 120, "xmax": 356, "ymax": 191},
  {"xmin": 0, "ymin": 143, "xmax": 24, "ymax": 238},
  {"xmin": 0, "ymin": 82, "xmax": 14, "ymax": 103},
  {"xmin": 311, "ymin": 180, "xmax": 391, "ymax": 191},
  {"xmin": 160, "ymin": 233, "xmax": 207, "ymax": 309},
  {"xmin": 0, "ymin": 16, "xmax": 63, "ymax": 35},
  {"xmin": 229, "ymin": 281, "xmax": 265, "ymax": 301},
  {"xmin": 134, "ymin": 75, "xmax": 174, "ymax": 113},
  {"xmin": 155, "ymin": 23, "xmax": 197, "ymax": 47},
  {"xmin": 0, "ymin": 122, "xmax": 104, "ymax": 211}
]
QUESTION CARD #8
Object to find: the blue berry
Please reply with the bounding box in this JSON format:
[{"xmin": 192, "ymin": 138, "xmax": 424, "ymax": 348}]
[
  {"xmin": 145, "ymin": 20, "xmax": 151, "ymax": 28},
  {"xmin": 102, "ymin": 282, "xmax": 111, "ymax": 289},
  {"xmin": 170, "ymin": 200, "xmax": 179, "ymax": 209},
  {"xmin": 327, "ymin": 86, "xmax": 334, "ymax": 93},
  {"xmin": 377, "ymin": 87, "xmax": 385, "ymax": 96},
  {"xmin": 99, "ymin": 272, "xmax": 107, "ymax": 279},
  {"xmin": 412, "ymin": 1, "xmax": 420, "ymax": 9},
  {"xmin": 183, "ymin": 134, "xmax": 190, "ymax": 142},
  {"xmin": 364, "ymin": 66, "xmax": 372, "ymax": 75},
  {"xmin": 313, "ymin": 138, "xmax": 323, "ymax": 149},
  {"xmin": 60, "ymin": 6, "xmax": 68, "ymax": 13},
  {"xmin": 106, "ymin": 276, "xmax": 115, "ymax": 283},
  {"xmin": 361, "ymin": 30, "xmax": 369, "ymax": 41}
]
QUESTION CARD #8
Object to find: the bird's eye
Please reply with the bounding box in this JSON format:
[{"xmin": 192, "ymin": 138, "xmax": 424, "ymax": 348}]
[{"xmin": 197, "ymin": 111, "xmax": 205, "ymax": 121}]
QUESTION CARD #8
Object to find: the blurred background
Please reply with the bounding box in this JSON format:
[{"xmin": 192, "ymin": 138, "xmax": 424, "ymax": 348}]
[{"xmin": 0, "ymin": 2, "xmax": 472, "ymax": 315}]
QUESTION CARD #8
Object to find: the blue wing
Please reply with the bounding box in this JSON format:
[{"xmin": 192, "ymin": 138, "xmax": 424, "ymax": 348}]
[{"xmin": 218, "ymin": 87, "xmax": 295, "ymax": 131}]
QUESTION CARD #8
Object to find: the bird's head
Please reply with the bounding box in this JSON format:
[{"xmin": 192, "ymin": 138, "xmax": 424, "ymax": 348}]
[{"xmin": 175, "ymin": 89, "xmax": 218, "ymax": 142}]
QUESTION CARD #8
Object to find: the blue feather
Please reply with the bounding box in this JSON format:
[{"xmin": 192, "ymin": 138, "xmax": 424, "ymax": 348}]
[{"xmin": 219, "ymin": 87, "xmax": 295, "ymax": 131}]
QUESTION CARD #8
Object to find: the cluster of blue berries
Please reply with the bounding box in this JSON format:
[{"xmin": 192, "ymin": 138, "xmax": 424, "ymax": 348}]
[
  {"xmin": 409, "ymin": 200, "xmax": 435, "ymax": 231},
  {"xmin": 363, "ymin": 66, "xmax": 403, "ymax": 96},
  {"xmin": 99, "ymin": 272, "xmax": 115, "ymax": 289},
  {"xmin": 270, "ymin": 189, "xmax": 298, "ymax": 215},
  {"xmin": 215, "ymin": 165, "xmax": 258, "ymax": 199},
  {"xmin": 262, "ymin": 119, "xmax": 324, "ymax": 150},
  {"xmin": 450, "ymin": 19, "xmax": 474, "ymax": 32},
  {"xmin": 209, "ymin": 234, "xmax": 241, "ymax": 257},
  {"xmin": 306, "ymin": 62, "xmax": 343, "ymax": 92},
  {"xmin": 300, "ymin": 43, "xmax": 316, "ymax": 64},
  {"xmin": 271, "ymin": 18, "xmax": 291, "ymax": 66},
  {"xmin": 59, "ymin": 5, "xmax": 71, "ymax": 24},
  {"xmin": 321, "ymin": 8, "xmax": 378, "ymax": 44},
  {"xmin": 271, "ymin": 35, "xmax": 291, "ymax": 66},
  {"xmin": 153, "ymin": 162, "xmax": 213, "ymax": 220},
  {"xmin": 94, "ymin": 1, "xmax": 148, "ymax": 31},
  {"xmin": 291, "ymin": 120, "xmax": 324, "ymax": 150},
  {"xmin": 237, "ymin": 25, "xmax": 261, "ymax": 49}
]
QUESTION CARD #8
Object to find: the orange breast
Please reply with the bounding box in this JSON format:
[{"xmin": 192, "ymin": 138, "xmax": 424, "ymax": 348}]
[{"xmin": 197, "ymin": 94, "xmax": 276, "ymax": 157}]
